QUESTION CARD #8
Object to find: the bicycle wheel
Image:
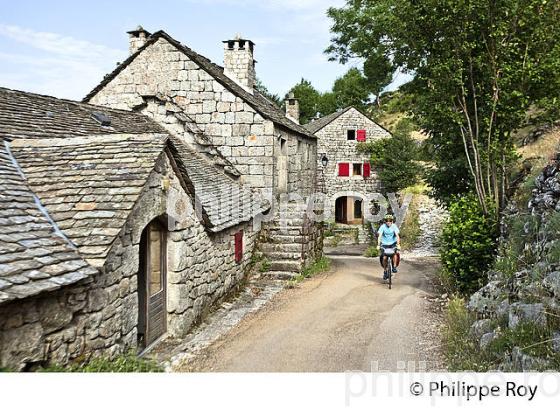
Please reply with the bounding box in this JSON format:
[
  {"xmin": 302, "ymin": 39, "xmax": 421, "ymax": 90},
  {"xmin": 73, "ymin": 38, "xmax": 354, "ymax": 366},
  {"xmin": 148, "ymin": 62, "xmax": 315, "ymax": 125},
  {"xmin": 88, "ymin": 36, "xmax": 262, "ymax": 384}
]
[{"xmin": 388, "ymin": 257, "xmax": 392, "ymax": 289}]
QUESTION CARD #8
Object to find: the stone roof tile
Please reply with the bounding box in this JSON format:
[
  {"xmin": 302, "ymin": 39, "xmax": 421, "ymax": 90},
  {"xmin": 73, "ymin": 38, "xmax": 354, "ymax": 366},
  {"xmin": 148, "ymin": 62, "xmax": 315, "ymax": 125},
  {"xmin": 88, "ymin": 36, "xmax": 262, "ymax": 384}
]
[
  {"xmin": 0, "ymin": 87, "xmax": 165, "ymax": 140},
  {"xmin": 10, "ymin": 134, "xmax": 168, "ymax": 266},
  {"xmin": 0, "ymin": 142, "xmax": 97, "ymax": 305}
]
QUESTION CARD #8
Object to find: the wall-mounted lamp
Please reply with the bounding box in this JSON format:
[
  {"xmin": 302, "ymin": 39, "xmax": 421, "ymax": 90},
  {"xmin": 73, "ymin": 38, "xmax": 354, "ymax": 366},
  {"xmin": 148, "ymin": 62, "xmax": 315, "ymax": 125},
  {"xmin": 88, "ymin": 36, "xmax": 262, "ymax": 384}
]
[{"xmin": 321, "ymin": 154, "xmax": 329, "ymax": 168}]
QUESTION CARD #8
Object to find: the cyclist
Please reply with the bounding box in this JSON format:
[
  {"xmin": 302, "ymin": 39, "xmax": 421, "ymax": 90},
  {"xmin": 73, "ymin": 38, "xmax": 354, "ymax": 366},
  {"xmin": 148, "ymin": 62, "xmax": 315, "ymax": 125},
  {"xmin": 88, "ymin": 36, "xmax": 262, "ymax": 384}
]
[{"xmin": 376, "ymin": 214, "xmax": 401, "ymax": 280}]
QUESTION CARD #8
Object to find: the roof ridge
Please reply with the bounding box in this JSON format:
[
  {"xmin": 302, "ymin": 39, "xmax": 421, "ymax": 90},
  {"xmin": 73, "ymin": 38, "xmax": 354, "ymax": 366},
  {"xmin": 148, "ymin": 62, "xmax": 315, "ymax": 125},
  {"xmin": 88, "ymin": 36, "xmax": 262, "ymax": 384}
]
[
  {"xmin": 83, "ymin": 30, "xmax": 315, "ymax": 139},
  {"xmin": 0, "ymin": 86, "xmax": 150, "ymax": 117}
]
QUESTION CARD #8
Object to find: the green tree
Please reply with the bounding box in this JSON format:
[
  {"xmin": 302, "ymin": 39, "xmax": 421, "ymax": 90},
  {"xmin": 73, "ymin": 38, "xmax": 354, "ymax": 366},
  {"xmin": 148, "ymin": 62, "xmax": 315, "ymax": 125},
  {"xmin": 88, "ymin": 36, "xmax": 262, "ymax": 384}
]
[
  {"xmin": 317, "ymin": 92, "xmax": 337, "ymax": 117},
  {"xmin": 326, "ymin": 0, "xmax": 560, "ymax": 215},
  {"xmin": 363, "ymin": 52, "xmax": 393, "ymax": 108},
  {"xmin": 332, "ymin": 67, "xmax": 371, "ymax": 111},
  {"xmin": 286, "ymin": 78, "xmax": 321, "ymax": 124},
  {"xmin": 255, "ymin": 77, "xmax": 281, "ymax": 107},
  {"xmin": 357, "ymin": 119, "xmax": 423, "ymax": 192}
]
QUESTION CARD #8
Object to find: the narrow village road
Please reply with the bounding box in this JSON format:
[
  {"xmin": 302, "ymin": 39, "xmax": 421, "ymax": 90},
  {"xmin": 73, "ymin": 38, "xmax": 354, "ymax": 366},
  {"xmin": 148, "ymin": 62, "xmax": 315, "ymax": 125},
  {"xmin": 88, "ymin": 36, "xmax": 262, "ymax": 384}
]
[{"xmin": 180, "ymin": 254, "xmax": 446, "ymax": 372}]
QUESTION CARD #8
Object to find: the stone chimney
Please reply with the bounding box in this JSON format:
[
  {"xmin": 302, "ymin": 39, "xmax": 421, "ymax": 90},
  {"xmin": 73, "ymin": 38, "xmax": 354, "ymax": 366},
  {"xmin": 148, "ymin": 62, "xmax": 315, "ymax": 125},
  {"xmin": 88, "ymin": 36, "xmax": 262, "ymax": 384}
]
[
  {"xmin": 222, "ymin": 35, "xmax": 256, "ymax": 92},
  {"xmin": 285, "ymin": 92, "xmax": 300, "ymax": 124},
  {"xmin": 127, "ymin": 26, "xmax": 151, "ymax": 55}
]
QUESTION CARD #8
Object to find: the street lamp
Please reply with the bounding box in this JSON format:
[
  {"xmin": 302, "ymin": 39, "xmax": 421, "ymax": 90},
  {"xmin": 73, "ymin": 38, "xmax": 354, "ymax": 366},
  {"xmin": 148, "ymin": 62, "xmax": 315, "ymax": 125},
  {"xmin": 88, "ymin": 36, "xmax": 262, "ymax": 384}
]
[{"xmin": 321, "ymin": 154, "xmax": 329, "ymax": 168}]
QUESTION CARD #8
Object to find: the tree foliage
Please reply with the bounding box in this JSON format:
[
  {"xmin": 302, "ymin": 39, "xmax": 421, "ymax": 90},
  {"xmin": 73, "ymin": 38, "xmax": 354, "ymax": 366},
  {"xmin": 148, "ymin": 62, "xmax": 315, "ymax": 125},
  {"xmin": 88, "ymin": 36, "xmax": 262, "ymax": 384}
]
[
  {"xmin": 332, "ymin": 67, "xmax": 371, "ymax": 111},
  {"xmin": 440, "ymin": 195, "xmax": 499, "ymax": 294},
  {"xmin": 255, "ymin": 77, "xmax": 281, "ymax": 107},
  {"xmin": 326, "ymin": 0, "xmax": 560, "ymax": 215},
  {"xmin": 357, "ymin": 118, "xmax": 423, "ymax": 192},
  {"xmin": 363, "ymin": 52, "xmax": 393, "ymax": 107},
  {"xmin": 286, "ymin": 78, "xmax": 322, "ymax": 124}
]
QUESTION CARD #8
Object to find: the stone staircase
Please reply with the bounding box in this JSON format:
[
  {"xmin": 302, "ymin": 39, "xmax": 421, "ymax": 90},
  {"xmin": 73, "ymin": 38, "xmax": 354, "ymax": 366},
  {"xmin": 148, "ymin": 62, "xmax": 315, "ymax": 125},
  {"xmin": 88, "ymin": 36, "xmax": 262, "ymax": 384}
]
[{"xmin": 259, "ymin": 203, "xmax": 321, "ymax": 279}]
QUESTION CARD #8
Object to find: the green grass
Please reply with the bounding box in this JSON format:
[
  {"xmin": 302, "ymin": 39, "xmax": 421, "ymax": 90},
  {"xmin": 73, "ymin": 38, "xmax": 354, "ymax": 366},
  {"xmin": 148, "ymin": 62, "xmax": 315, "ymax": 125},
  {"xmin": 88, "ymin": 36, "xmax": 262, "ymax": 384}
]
[
  {"xmin": 363, "ymin": 246, "xmax": 380, "ymax": 258},
  {"xmin": 258, "ymin": 258, "xmax": 271, "ymax": 273},
  {"xmin": 39, "ymin": 351, "xmax": 163, "ymax": 372},
  {"xmin": 444, "ymin": 297, "xmax": 560, "ymax": 371},
  {"xmin": 287, "ymin": 256, "xmax": 331, "ymax": 287}
]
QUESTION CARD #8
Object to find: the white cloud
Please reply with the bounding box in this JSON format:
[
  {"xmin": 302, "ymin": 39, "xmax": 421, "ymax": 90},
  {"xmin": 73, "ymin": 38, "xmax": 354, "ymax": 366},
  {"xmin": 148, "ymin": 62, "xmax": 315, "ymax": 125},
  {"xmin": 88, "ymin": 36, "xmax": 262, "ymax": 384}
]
[{"xmin": 0, "ymin": 24, "xmax": 126, "ymax": 100}]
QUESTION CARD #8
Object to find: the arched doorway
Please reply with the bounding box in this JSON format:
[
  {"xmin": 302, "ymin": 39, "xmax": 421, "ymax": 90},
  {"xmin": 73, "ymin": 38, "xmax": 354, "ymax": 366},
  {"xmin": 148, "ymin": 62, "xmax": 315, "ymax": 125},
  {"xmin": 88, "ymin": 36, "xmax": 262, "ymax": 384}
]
[
  {"xmin": 138, "ymin": 219, "xmax": 167, "ymax": 349},
  {"xmin": 335, "ymin": 196, "xmax": 364, "ymax": 225}
]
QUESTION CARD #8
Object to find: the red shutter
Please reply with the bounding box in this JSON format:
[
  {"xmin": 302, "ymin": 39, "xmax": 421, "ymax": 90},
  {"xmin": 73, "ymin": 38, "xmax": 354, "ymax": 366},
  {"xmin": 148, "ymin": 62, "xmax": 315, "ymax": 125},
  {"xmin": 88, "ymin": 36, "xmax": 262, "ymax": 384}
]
[
  {"xmin": 338, "ymin": 162, "xmax": 350, "ymax": 176},
  {"xmin": 356, "ymin": 129, "xmax": 366, "ymax": 142},
  {"xmin": 234, "ymin": 230, "xmax": 243, "ymax": 263},
  {"xmin": 363, "ymin": 162, "xmax": 371, "ymax": 178}
]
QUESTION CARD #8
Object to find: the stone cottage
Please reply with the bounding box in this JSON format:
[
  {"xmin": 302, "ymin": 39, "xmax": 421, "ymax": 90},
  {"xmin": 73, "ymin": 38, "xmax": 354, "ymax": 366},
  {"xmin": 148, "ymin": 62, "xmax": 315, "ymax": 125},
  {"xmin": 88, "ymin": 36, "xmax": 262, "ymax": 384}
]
[
  {"xmin": 305, "ymin": 106, "xmax": 391, "ymax": 243},
  {"xmin": 0, "ymin": 87, "xmax": 268, "ymax": 370},
  {"xmin": 83, "ymin": 27, "xmax": 322, "ymax": 277}
]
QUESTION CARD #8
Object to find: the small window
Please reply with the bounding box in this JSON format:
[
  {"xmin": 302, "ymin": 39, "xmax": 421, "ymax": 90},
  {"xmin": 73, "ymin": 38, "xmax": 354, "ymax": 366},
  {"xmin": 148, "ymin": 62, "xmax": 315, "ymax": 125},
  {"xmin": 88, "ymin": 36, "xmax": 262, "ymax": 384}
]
[
  {"xmin": 353, "ymin": 163, "xmax": 362, "ymax": 176},
  {"xmin": 280, "ymin": 138, "xmax": 287, "ymax": 155},
  {"xmin": 347, "ymin": 130, "xmax": 356, "ymax": 140}
]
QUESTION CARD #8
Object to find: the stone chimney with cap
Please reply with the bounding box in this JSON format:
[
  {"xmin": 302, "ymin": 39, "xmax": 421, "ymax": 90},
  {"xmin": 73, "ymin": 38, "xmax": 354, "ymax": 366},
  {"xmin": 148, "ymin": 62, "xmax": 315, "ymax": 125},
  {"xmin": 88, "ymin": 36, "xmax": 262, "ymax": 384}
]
[
  {"xmin": 127, "ymin": 25, "xmax": 151, "ymax": 55},
  {"xmin": 285, "ymin": 92, "xmax": 300, "ymax": 124},
  {"xmin": 222, "ymin": 35, "xmax": 256, "ymax": 93}
]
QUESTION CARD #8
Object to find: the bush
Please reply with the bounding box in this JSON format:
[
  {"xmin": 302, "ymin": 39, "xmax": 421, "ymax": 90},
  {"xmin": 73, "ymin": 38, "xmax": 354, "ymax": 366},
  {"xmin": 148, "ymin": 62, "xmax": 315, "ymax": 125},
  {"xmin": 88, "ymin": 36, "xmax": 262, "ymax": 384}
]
[
  {"xmin": 287, "ymin": 256, "xmax": 331, "ymax": 287},
  {"xmin": 439, "ymin": 195, "xmax": 499, "ymax": 294},
  {"xmin": 364, "ymin": 246, "xmax": 379, "ymax": 257}
]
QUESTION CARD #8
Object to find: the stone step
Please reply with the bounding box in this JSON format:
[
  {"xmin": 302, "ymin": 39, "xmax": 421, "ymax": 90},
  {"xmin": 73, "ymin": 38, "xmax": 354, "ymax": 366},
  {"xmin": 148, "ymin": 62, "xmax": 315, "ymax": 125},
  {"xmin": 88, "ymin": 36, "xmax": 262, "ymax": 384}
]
[
  {"xmin": 260, "ymin": 243, "xmax": 302, "ymax": 253},
  {"xmin": 266, "ymin": 234, "xmax": 307, "ymax": 244},
  {"xmin": 269, "ymin": 260, "xmax": 302, "ymax": 272},
  {"xmin": 265, "ymin": 227, "xmax": 303, "ymax": 235},
  {"xmin": 264, "ymin": 251, "xmax": 302, "ymax": 260},
  {"xmin": 260, "ymin": 270, "xmax": 298, "ymax": 280}
]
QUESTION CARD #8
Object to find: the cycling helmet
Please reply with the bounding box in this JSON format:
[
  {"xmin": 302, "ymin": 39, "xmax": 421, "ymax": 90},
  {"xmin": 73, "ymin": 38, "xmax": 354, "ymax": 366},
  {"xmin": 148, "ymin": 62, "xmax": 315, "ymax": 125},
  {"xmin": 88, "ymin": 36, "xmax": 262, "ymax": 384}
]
[{"xmin": 384, "ymin": 214, "xmax": 394, "ymax": 221}]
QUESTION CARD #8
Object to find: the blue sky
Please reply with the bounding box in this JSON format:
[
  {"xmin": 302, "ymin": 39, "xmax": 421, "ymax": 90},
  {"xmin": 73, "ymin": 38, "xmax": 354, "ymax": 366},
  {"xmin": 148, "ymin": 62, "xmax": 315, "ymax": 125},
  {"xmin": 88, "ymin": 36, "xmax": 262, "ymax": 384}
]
[{"xmin": 0, "ymin": 0, "xmax": 411, "ymax": 100}]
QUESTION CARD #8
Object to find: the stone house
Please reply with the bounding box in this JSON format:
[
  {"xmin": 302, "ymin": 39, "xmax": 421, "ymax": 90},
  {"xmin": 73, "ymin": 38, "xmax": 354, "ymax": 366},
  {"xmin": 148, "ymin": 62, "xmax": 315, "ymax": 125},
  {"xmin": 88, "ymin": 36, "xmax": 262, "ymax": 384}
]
[
  {"xmin": 83, "ymin": 27, "xmax": 323, "ymax": 277},
  {"xmin": 305, "ymin": 107, "xmax": 391, "ymax": 243},
  {"xmin": 0, "ymin": 87, "xmax": 268, "ymax": 370}
]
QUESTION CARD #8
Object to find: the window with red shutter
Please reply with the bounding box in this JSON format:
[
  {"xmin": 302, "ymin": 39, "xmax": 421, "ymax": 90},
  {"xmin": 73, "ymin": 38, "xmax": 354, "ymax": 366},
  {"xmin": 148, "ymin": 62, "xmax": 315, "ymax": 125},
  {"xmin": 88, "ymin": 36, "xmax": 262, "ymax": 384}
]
[
  {"xmin": 338, "ymin": 162, "xmax": 350, "ymax": 177},
  {"xmin": 363, "ymin": 162, "xmax": 371, "ymax": 178},
  {"xmin": 234, "ymin": 230, "xmax": 243, "ymax": 263},
  {"xmin": 356, "ymin": 129, "xmax": 366, "ymax": 142}
]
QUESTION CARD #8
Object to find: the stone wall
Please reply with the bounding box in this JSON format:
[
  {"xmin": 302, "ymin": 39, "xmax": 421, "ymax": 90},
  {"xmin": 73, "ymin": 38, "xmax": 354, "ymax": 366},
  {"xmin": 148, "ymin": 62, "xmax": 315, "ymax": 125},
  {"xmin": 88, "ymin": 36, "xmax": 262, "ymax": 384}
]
[
  {"xmin": 315, "ymin": 107, "xmax": 389, "ymax": 200},
  {"xmin": 314, "ymin": 108, "xmax": 389, "ymax": 243},
  {"xmin": 88, "ymin": 37, "xmax": 315, "ymax": 198},
  {"xmin": 0, "ymin": 153, "xmax": 258, "ymax": 370}
]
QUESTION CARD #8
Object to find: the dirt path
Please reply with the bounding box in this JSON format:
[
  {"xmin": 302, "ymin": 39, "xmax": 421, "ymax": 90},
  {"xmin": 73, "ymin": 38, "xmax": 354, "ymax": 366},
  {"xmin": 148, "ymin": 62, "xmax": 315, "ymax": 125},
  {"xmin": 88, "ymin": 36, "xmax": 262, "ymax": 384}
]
[{"xmin": 179, "ymin": 255, "xmax": 446, "ymax": 372}]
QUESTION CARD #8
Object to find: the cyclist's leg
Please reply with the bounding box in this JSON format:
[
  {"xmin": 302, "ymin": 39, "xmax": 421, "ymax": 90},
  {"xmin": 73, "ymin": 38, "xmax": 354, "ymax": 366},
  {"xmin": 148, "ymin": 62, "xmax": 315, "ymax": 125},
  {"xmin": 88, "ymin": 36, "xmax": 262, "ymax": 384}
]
[{"xmin": 391, "ymin": 254, "xmax": 398, "ymax": 273}]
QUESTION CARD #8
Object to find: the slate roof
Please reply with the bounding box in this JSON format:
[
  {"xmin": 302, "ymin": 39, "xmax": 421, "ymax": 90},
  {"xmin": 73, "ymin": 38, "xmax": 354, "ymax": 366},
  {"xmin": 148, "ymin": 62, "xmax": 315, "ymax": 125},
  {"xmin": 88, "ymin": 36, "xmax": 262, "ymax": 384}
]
[
  {"xmin": 0, "ymin": 142, "xmax": 97, "ymax": 305},
  {"xmin": 168, "ymin": 137, "xmax": 269, "ymax": 232},
  {"xmin": 0, "ymin": 87, "xmax": 269, "ymax": 303},
  {"xmin": 304, "ymin": 107, "xmax": 353, "ymax": 134},
  {"xmin": 0, "ymin": 87, "xmax": 165, "ymax": 140},
  {"xmin": 82, "ymin": 30, "xmax": 315, "ymax": 139},
  {"xmin": 10, "ymin": 134, "xmax": 169, "ymax": 268}
]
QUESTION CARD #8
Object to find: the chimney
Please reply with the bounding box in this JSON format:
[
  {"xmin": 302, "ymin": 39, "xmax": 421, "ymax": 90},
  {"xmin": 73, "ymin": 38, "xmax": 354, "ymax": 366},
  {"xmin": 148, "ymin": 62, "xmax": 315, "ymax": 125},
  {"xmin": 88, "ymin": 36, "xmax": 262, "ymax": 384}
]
[
  {"xmin": 127, "ymin": 25, "xmax": 151, "ymax": 55},
  {"xmin": 222, "ymin": 35, "xmax": 256, "ymax": 93},
  {"xmin": 286, "ymin": 92, "xmax": 300, "ymax": 124}
]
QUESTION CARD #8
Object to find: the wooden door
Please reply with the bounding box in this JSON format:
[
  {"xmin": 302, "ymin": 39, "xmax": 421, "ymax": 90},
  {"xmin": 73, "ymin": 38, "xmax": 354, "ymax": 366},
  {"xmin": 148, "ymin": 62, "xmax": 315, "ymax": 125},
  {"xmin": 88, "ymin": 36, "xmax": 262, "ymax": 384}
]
[{"xmin": 138, "ymin": 220, "xmax": 167, "ymax": 349}]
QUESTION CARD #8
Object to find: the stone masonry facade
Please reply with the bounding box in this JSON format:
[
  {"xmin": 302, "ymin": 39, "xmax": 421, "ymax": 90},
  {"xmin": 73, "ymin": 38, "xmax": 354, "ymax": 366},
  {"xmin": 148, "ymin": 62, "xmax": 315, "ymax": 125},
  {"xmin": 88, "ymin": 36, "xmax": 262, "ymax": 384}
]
[
  {"xmin": 87, "ymin": 35, "xmax": 316, "ymax": 199},
  {"xmin": 309, "ymin": 107, "xmax": 391, "ymax": 244}
]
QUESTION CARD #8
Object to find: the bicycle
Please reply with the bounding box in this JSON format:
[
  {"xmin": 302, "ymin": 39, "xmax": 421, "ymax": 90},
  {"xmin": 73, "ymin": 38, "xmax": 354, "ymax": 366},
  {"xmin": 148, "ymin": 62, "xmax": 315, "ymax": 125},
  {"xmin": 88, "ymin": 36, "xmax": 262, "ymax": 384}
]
[{"xmin": 380, "ymin": 245, "xmax": 398, "ymax": 289}]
